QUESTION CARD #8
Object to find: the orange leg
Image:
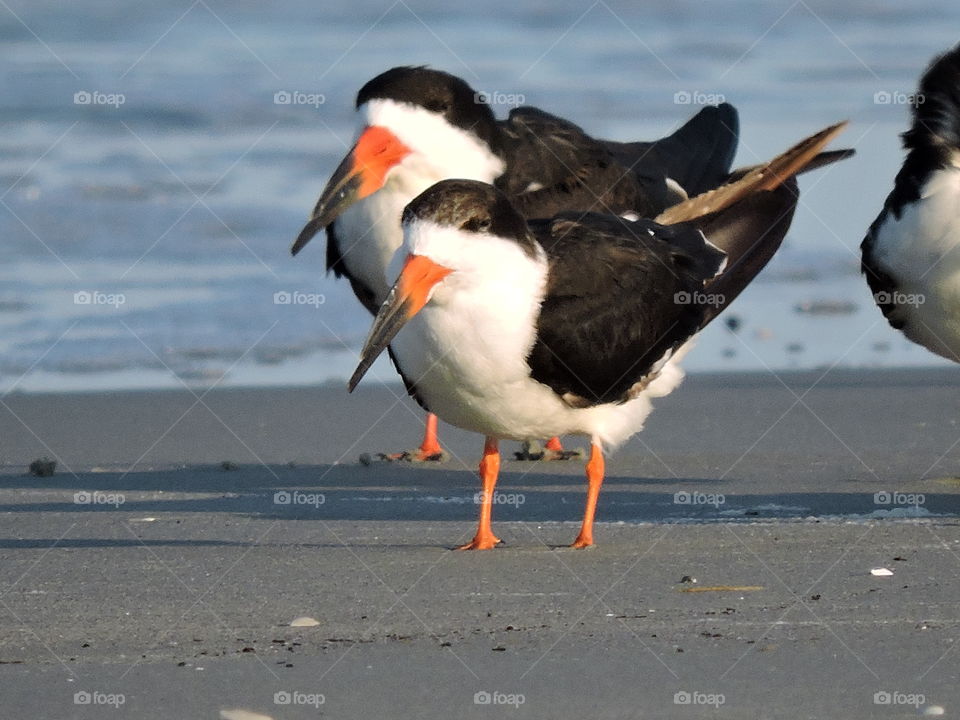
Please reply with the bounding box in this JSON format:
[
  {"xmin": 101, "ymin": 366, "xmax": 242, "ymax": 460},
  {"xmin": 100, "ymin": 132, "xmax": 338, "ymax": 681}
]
[
  {"xmin": 457, "ymin": 437, "xmax": 502, "ymax": 550},
  {"xmin": 416, "ymin": 413, "xmax": 443, "ymax": 460},
  {"xmin": 571, "ymin": 442, "xmax": 604, "ymax": 548},
  {"xmin": 545, "ymin": 436, "xmax": 563, "ymax": 452}
]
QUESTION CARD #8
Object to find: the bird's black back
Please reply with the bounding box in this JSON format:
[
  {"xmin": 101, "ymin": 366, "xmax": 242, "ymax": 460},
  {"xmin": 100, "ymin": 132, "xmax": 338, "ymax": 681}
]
[
  {"xmin": 525, "ymin": 181, "xmax": 799, "ymax": 407},
  {"xmin": 497, "ymin": 103, "xmax": 739, "ymax": 221}
]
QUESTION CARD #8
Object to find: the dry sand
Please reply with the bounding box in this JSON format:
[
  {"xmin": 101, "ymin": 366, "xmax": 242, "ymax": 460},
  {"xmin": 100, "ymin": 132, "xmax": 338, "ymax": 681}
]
[{"xmin": 1, "ymin": 368, "xmax": 959, "ymax": 718}]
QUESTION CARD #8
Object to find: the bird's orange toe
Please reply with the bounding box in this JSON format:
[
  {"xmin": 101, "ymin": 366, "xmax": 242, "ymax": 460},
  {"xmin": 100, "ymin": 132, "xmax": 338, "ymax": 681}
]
[{"xmin": 456, "ymin": 533, "xmax": 502, "ymax": 550}]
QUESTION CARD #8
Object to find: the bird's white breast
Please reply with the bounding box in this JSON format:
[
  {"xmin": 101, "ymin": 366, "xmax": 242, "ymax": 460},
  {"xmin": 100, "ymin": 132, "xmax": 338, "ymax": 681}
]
[{"xmin": 871, "ymin": 164, "xmax": 960, "ymax": 359}]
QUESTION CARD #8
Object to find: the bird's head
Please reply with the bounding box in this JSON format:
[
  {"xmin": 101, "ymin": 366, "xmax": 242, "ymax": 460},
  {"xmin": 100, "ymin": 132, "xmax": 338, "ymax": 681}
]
[
  {"xmin": 292, "ymin": 67, "xmax": 505, "ymax": 255},
  {"xmin": 348, "ymin": 179, "xmax": 537, "ymax": 391}
]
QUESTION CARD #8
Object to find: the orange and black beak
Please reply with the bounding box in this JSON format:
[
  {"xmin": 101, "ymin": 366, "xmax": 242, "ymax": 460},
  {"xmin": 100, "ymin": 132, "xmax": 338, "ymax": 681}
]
[
  {"xmin": 291, "ymin": 126, "xmax": 411, "ymax": 256},
  {"xmin": 349, "ymin": 254, "xmax": 453, "ymax": 391}
]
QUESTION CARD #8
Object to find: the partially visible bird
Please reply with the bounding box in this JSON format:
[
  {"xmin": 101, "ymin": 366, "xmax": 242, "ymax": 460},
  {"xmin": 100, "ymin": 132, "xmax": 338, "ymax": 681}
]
[
  {"xmin": 862, "ymin": 43, "xmax": 960, "ymax": 361},
  {"xmin": 348, "ymin": 122, "xmax": 850, "ymax": 549}
]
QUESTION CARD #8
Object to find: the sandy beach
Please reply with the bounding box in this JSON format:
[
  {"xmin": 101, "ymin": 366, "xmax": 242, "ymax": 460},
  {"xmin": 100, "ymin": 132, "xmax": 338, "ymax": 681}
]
[{"xmin": 1, "ymin": 368, "xmax": 959, "ymax": 718}]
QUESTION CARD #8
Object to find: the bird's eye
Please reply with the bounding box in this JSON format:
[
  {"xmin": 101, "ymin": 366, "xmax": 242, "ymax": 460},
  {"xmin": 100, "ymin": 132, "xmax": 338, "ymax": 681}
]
[{"xmin": 461, "ymin": 216, "xmax": 491, "ymax": 232}]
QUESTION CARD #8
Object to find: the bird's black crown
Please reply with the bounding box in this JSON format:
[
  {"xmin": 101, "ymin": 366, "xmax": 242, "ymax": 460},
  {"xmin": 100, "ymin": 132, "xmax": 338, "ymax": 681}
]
[
  {"xmin": 905, "ymin": 43, "xmax": 960, "ymax": 151},
  {"xmin": 402, "ymin": 179, "xmax": 538, "ymax": 257},
  {"xmin": 356, "ymin": 66, "xmax": 502, "ymax": 155}
]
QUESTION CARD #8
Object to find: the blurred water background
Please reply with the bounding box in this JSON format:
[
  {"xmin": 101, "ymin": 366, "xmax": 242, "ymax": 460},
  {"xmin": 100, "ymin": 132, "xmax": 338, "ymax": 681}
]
[{"xmin": 1, "ymin": 0, "xmax": 959, "ymax": 392}]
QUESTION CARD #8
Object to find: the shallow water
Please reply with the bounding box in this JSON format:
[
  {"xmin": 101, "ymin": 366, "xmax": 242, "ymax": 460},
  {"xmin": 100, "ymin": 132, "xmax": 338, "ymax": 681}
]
[{"xmin": 1, "ymin": 0, "xmax": 959, "ymax": 392}]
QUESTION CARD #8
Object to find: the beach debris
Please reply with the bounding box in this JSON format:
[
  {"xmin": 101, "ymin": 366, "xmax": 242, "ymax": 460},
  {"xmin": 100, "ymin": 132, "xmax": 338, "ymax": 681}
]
[
  {"xmin": 130, "ymin": 517, "xmax": 157, "ymax": 523},
  {"xmin": 28, "ymin": 458, "xmax": 56, "ymax": 477},
  {"xmin": 870, "ymin": 567, "xmax": 894, "ymax": 577},
  {"xmin": 290, "ymin": 616, "xmax": 320, "ymax": 627},
  {"xmin": 793, "ymin": 299, "xmax": 857, "ymax": 315},
  {"xmin": 679, "ymin": 585, "xmax": 763, "ymax": 593},
  {"xmin": 922, "ymin": 705, "xmax": 946, "ymax": 716},
  {"xmin": 359, "ymin": 453, "xmax": 373, "ymax": 466},
  {"xmin": 724, "ymin": 315, "xmax": 742, "ymax": 333},
  {"xmin": 785, "ymin": 341, "xmax": 805, "ymax": 354},
  {"xmin": 679, "ymin": 575, "xmax": 697, "ymax": 584},
  {"xmin": 220, "ymin": 710, "xmax": 275, "ymax": 720},
  {"xmin": 220, "ymin": 461, "xmax": 239, "ymax": 471}
]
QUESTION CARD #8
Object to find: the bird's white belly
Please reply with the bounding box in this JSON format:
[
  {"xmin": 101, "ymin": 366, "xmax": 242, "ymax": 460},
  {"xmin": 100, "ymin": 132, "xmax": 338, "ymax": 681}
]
[
  {"xmin": 390, "ymin": 290, "xmax": 689, "ymax": 448},
  {"xmin": 872, "ymin": 167, "xmax": 960, "ymax": 359}
]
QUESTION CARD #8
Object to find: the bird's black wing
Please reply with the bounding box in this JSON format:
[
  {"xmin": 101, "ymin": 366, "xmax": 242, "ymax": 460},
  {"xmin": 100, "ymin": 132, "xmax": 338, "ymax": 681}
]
[
  {"xmin": 605, "ymin": 102, "xmax": 739, "ymax": 199},
  {"xmin": 525, "ymin": 213, "xmax": 724, "ymax": 406},
  {"xmin": 497, "ymin": 107, "xmax": 653, "ymax": 218},
  {"xmin": 690, "ymin": 181, "xmax": 799, "ymax": 326},
  {"xmin": 526, "ymin": 181, "xmax": 801, "ymax": 406},
  {"xmin": 499, "ymin": 104, "xmax": 741, "ymax": 221}
]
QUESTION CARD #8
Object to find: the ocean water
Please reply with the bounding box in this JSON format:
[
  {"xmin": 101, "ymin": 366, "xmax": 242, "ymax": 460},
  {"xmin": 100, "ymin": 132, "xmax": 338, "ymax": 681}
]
[{"xmin": 1, "ymin": 0, "xmax": 959, "ymax": 393}]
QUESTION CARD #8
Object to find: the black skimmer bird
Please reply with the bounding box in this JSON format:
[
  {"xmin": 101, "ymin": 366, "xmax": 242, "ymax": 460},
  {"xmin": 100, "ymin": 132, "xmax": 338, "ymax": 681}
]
[
  {"xmin": 292, "ymin": 66, "xmax": 745, "ymax": 462},
  {"xmin": 348, "ymin": 122, "xmax": 850, "ymax": 549},
  {"xmin": 862, "ymin": 43, "xmax": 960, "ymax": 361}
]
